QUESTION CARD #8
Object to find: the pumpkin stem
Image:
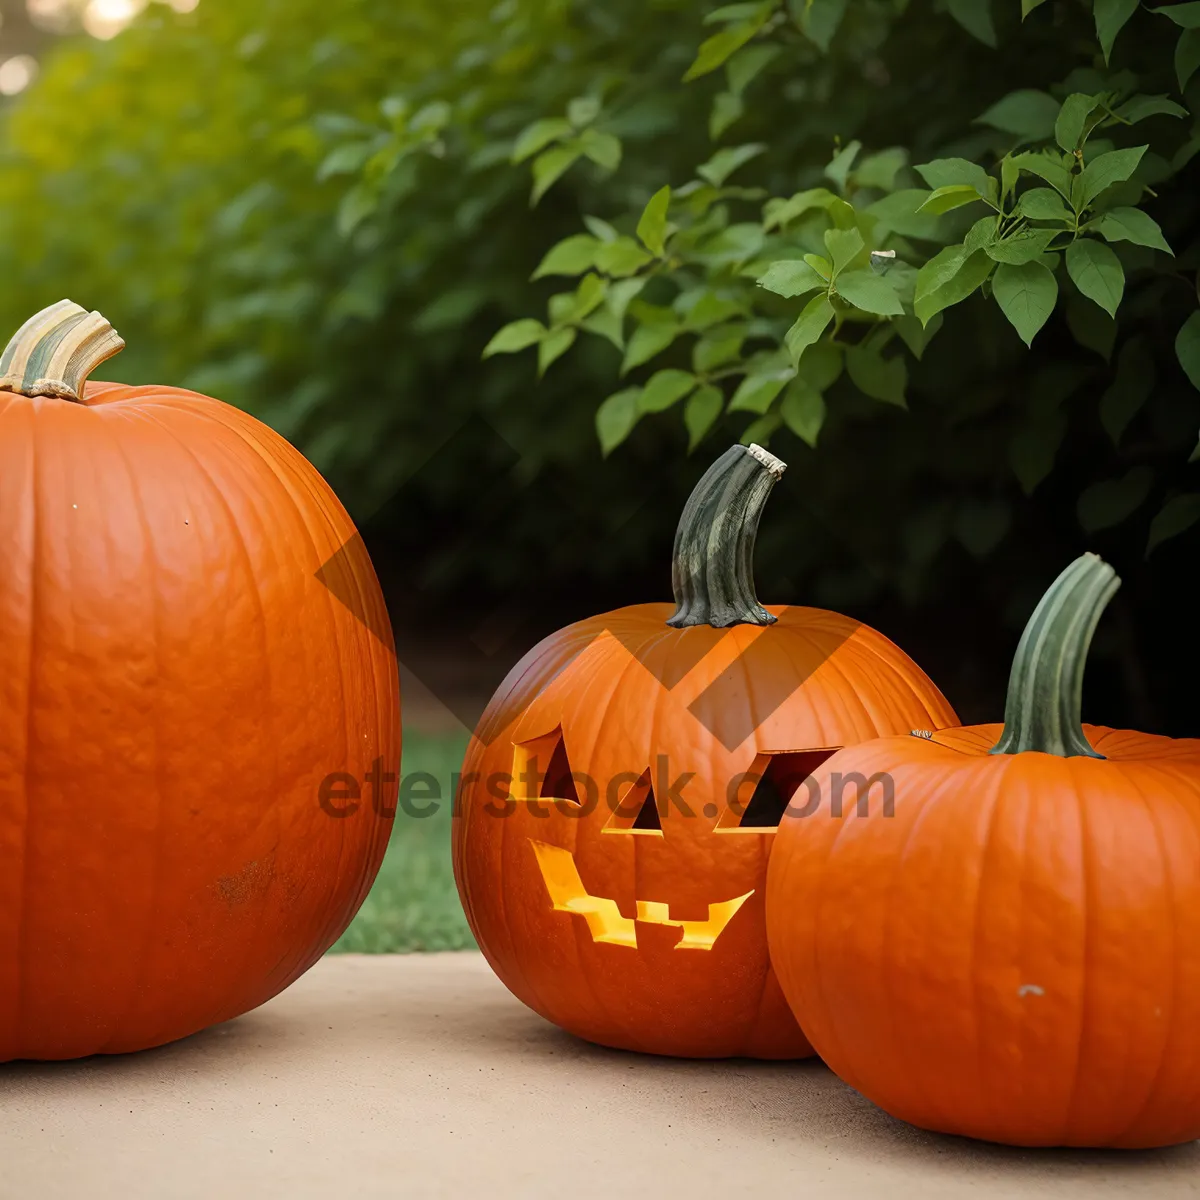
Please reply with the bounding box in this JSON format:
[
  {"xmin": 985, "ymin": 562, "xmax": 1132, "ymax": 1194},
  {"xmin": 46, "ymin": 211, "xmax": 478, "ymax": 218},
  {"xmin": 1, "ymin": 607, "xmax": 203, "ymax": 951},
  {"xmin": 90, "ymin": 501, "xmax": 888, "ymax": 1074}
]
[
  {"xmin": 990, "ymin": 553, "xmax": 1120, "ymax": 759},
  {"xmin": 0, "ymin": 300, "xmax": 125, "ymax": 404},
  {"xmin": 667, "ymin": 443, "xmax": 786, "ymax": 629}
]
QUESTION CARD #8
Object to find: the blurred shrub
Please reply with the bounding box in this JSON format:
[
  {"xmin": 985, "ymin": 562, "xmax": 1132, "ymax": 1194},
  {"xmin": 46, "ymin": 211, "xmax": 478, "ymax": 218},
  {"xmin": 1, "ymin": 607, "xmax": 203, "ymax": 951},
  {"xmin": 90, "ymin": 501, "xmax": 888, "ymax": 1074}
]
[{"xmin": 2, "ymin": 0, "xmax": 1199, "ymax": 726}]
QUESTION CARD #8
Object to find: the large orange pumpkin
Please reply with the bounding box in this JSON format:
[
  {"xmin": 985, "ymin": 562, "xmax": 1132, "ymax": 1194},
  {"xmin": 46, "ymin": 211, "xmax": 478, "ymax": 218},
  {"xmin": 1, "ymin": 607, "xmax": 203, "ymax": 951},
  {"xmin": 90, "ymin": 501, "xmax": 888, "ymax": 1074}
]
[
  {"xmin": 0, "ymin": 301, "xmax": 398, "ymax": 1061},
  {"xmin": 767, "ymin": 553, "xmax": 1200, "ymax": 1147},
  {"xmin": 452, "ymin": 442, "xmax": 956, "ymax": 1058}
]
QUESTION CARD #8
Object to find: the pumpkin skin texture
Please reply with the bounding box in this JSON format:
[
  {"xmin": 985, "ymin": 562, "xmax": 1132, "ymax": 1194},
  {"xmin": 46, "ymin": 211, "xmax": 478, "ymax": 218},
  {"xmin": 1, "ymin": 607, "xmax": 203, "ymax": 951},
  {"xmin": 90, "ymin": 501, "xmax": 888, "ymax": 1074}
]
[
  {"xmin": 0, "ymin": 303, "xmax": 398, "ymax": 1061},
  {"xmin": 766, "ymin": 555, "xmax": 1200, "ymax": 1148},
  {"xmin": 453, "ymin": 446, "xmax": 956, "ymax": 1059}
]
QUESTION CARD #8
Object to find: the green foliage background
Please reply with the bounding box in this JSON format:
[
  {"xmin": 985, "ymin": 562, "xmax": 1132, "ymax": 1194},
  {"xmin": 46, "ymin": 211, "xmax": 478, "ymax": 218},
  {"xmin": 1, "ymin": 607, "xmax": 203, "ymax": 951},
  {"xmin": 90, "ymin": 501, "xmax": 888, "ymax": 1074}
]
[{"xmin": 2, "ymin": 0, "xmax": 1199, "ymax": 730}]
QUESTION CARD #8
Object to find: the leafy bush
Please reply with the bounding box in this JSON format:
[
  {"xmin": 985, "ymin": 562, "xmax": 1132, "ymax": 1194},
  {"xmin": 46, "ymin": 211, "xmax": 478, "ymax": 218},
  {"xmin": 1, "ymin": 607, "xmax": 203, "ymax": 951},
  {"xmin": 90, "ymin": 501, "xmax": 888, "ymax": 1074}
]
[{"xmin": 489, "ymin": 0, "xmax": 1200, "ymax": 565}]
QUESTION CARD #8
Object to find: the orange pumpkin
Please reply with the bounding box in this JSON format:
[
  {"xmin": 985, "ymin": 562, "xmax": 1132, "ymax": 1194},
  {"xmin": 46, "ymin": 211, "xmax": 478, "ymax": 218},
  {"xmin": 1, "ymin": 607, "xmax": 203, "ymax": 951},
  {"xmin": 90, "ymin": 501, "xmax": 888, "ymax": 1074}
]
[
  {"xmin": 452, "ymin": 442, "xmax": 956, "ymax": 1058},
  {"xmin": 0, "ymin": 301, "xmax": 398, "ymax": 1061},
  {"xmin": 767, "ymin": 552, "xmax": 1200, "ymax": 1147}
]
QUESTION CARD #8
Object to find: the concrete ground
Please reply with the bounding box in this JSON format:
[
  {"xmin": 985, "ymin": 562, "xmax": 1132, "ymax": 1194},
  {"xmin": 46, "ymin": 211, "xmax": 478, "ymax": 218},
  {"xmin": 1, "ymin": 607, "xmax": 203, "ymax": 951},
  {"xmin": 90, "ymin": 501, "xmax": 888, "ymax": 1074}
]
[{"xmin": 2, "ymin": 954, "xmax": 1197, "ymax": 1199}]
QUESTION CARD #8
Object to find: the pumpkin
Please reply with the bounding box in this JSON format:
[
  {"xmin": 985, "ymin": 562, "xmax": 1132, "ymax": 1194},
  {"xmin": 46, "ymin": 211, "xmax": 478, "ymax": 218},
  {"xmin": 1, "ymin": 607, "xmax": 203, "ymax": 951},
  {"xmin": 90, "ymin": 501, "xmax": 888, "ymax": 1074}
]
[
  {"xmin": 452, "ymin": 442, "xmax": 956, "ymax": 1058},
  {"xmin": 767, "ymin": 552, "xmax": 1200, "ymax": 1148},
  {"xmin": 0, "ymin": 301, "xmax": 398, "ymax": 1061}
]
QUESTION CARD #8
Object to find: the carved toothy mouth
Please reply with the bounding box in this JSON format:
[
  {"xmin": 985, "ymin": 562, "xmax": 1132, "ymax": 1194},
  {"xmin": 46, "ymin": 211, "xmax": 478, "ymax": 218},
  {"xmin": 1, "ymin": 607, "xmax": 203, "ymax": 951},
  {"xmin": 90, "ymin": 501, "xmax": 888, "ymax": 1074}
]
[{"xmin": 529, "ymin": 840, "xmax": 753, "ymax": 951}]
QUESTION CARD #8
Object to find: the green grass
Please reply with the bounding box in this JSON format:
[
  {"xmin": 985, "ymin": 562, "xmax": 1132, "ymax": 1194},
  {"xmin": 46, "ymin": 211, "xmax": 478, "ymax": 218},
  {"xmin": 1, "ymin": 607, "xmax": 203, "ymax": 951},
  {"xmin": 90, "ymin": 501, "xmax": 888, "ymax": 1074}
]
[{"xmin": 330, "ymin": 730, "xmax": 476, "ymax": 953}]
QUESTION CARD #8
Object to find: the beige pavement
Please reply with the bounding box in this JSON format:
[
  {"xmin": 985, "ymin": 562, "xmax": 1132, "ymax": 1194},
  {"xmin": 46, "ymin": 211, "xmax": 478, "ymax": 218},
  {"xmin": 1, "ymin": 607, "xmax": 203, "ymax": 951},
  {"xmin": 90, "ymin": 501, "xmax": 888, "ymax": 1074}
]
[{"xmin": 2, "ymin": 953, "xmax": 1197, "ymax": 1198}]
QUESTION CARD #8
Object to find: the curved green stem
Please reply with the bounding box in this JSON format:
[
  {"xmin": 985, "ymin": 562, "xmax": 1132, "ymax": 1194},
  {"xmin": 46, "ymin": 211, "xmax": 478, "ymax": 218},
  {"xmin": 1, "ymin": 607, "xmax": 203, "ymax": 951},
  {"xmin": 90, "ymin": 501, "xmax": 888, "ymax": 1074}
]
[
  {"xmin": 990, "ymin": 553, "xmax": 1120, "ymax": 758},
  {"xmin": 667, "ymin": 443, "xmax": 785, "ymax": 629}
]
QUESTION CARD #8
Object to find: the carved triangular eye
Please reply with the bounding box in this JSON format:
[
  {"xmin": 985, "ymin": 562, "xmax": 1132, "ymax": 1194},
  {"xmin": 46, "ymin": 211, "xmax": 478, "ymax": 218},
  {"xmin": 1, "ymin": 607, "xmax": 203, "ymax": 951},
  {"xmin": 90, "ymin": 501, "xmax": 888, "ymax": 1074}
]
[
  {"xmin": 631, "ymin": 783, "xmax": 662, "ymax": 831},
  {"xmin": 604, "ymin": 768, "xmax": 664, "ymax": 836},
  {"xmin": 718, "ymin": 748, "xmax": 841, "ymax": 831},
  {"xmin": 512, "ymin": 728, "xmax": 581, "ymax": 805}
]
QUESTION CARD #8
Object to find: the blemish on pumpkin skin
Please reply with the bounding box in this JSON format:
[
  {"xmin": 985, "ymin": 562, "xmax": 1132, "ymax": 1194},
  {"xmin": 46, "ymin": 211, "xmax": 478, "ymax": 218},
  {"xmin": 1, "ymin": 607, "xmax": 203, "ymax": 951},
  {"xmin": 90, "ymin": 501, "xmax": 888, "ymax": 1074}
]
[
  {"xmin": 215, "ymin": 855, "xmax": 276, "ymax": 906},
  {"xmin": 1017, "ymin": 984, "xmax": 1045, "ymax": 997}
]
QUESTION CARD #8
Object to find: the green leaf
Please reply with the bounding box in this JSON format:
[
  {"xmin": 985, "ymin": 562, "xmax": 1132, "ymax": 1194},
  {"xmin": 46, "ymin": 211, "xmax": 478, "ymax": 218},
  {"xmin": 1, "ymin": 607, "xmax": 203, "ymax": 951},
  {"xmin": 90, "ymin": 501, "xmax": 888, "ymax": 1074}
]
[
  {"xmin": 1066, "ymin": 239, "xmax": 1126, "ymax": 316},
  {"xmin": 584, "ymin": 215, "xmax": 619, "ymax": 243},
  {"xmin": 567, "ymin": 96, "xmax": 602, "ymax": 128},
  {"xmin": 1065, "ymin": 293, "xmax": 1117, "ymax": 360},
  {"xmin": 580, "ymin": 129, "xmax": 622, "ymax": 171},
  {"xmin": 846, "ymin": 342, "xmax": 907, "ymax": 407},
  {"xmin": 918, "ymin": 185, "xmax": 986, "ymax": 215},
  {"xmin": 914, "ymin": 248, "xmax": 994, "ymax": 325},
  {"xmin": 739, "ymin": 412, "xmax": 783, "ymax": 445},
  {"xmin": 1077, "ymin": 466, "xmax": 1154, "ymax": 532},
  {"xmin": 336, "ymin": 184, "xmax": 376, "ymax": 237},
  {"xmin": 512, "ymin": 117, "xmax": 573, "ymax": 164},
  {"xmin": 915, "ymin": 244, "xmax": 969, "ymax": 299},
  {"xmin": 580, "ymin": 308, "xmax": 625, "ymax": 350},
  {"xmin": 1079, "ymin": 146, "xmax": 1148, "ymax": 208},
  {"xmin": 710, "ymin": 91, "xmax": 744, "ymax": 140},
  {"xmin": 779, "ymin": 379, "xmax": 827, "ymax": 446},
  {"xmin": 946, "ymin": 0, "xmax": 997, "ymax": 45},
  {"xmin": 621, "ymin": 322, "xmax": 678, "ymax": 374},
  {"xmin": 639, "ymin": 369, "xmax": 697, "ymax": 413},
  {"xmin": 607, "ymin": 278, "xmax": 648, "ymax": 322},
  {"xmin": 595, "ymin": 237, "xmax": 654, "ymax": 277},
  {"xmin": 798, "ymin": 0, "xmax": 849, "ymax": 50},
  {"xmin": 317, "ymin": 141, "xmax": 374, "ymax": 181},
  {"xmin": 804, "ymin": 253, "xmax": 834, "ymax": 280},
  {"xmin": 1100, "ymin": 336, "xmax": 1155, "ymax": 444},
  {"xmin": 1093, "ymin": 207, "xmax": 1173, "ymax": 254},
  {"xmin": 1022, "ymin": 0, "xmax": 1051, "ymax": 17},
  {"xmin": 538, "ymin": 327, "xmax": 576, "ymax": 376},
  {"xmin": 705, "ymin": 3, "xmax": 772, "ymax": 22},
  {"xmin": 825, "ymin": 140, "xmax": 862, "ymax": 191},
  {"xmin": 758, "ymin": 259, "xmax": 828, "ymax": 298},
  {"xmin": 895, "ymin": 312, "xmax": 944, "ymax": 359},
  {"xmin": 993, "ymin": 260, "xmax": 1058, "ymax": 345},
  {"xmin": 568, "ymin": 274, "xmax": 608, "ymax": 323},
  {"xmin": 854, "ymin": 147, "xmax": 908, "ymax": 191},
  {"xmin": 1017, "ymin": 187, "xmax": 1074, "ymax": 222},
  {"xmin": 684, "ymin": 14, "xmax": 770, "ymax": 82},
  {"xmin": 965, "ymin": 216, "xmax": 998, "ymax": 251},
  {"xmin": 975, "ymin": 90, "xmax": 1058, "ymax": 140},
  {"xmin": 696, "ymin": 143, "xmax": 768, "ymax": 187},
  {"xmin": 865, "ymin": 190, "xmax": 948, "ymax": 241},
  {"xmin": 986, "ymin": 228, "xmax": 1058, "ymax": 264},
  {"xmin": 1177, "ymin": 310, "xmax": 1200, "ymax": 390},
  {"xmin": 824, "ymin": 226, "xmax": 865, "ymax": 276},
  {"xmin": 637, "ymin": 186, "xmax": 671, "ymax": 257},
  {"xmin": 684, "ymin": 385, "xmax": 726, "ymax": 451},
  {"xmin": 835, "ymin": 268, "xmax": 904, "ymax": 315},
  {"xmin": 1055, "ymin": 93, "xmax": 1100, "ymax": 153},
  {"xmin": 1011, "ymin": 151, "xmax": 1074, "ymax": 199},
  {"xmin": 596, "ymin": 388, "xmax": 642, "ymax": 456},
  {"xmin": 726, "ymin": 43, "xmax": 782, "ymax": 94},
  {"xmin": 1147, "ymin": 493, "xmax": 1200, "ymax": 554},
  {"xmin": 799, "ymin": 340, "xmax": 844, "ymax": 390},
  {"xmin": 1178, "ymin": 28, "xmax": 1200, "ymax": 89},
  {"xmin": 1010, "ymin": 407, "xmax": 1067, "ymax": 493},
  {"xmin": 531, "ymin": 145, "xmax": 583, "ymax": 205},
  {"xmin": 784, "ymin": 295, "xmax": 835, "ymax": 365},
  {"xmin": 729, "ymin": 371, "xmax": 792, "ymax": 413},
  {"xmin": 1153, "ymin": 2, "xmax": 1200, "ymax": 25},
  {"xmin": 692, "ymin": 329, "xmax": 744, "ymax": 373},
  {"xmin": 763, "ymin": 187, "xmax": 839, "ymax": 231},
  {"xmin": 531, "ymin": 234, "xmax": 601, "ymax": 279},
  {"xmin": 1095, "ymin": 0, "xmax": 1139, "ymax": 62},
  {"xmin": 482, "ymin": 319, "xmax": 546, "ymax": 358},
  {"xmin": 1115, "ymin": 94, "xmax": 1189, "ymax": 123},
  {"xmin": 914, "ymin": 157, "xmax": 991, "ymax": 193}
]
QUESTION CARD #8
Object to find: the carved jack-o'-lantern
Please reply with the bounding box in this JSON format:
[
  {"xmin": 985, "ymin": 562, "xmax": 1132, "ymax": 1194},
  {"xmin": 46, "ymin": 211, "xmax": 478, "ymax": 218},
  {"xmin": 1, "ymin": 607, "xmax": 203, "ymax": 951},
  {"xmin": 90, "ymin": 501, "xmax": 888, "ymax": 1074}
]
[{"xmin": 452, "ymin": 444, "xmax": 957, "ymax": 1058}]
